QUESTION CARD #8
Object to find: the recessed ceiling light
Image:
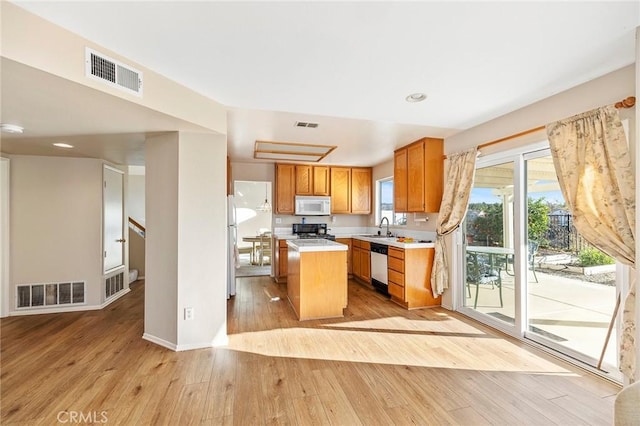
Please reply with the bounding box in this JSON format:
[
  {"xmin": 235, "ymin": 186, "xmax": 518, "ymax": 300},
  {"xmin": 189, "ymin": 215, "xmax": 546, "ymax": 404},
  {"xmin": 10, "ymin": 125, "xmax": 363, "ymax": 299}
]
[
  {"xmin": 405, "ymin": 93, "xmax": 427, "ymax": 103},
  {"xmin": 0, "ymin": 123, "xmax": 24, "ymax": 134},
  {"xmin": 53, "ymin": 143, "xmax": 74, "ymax": 149}
]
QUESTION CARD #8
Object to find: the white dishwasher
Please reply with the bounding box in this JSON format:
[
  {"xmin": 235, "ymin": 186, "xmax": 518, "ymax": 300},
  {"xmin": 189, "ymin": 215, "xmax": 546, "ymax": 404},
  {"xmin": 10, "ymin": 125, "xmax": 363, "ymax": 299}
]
[{"xmin": 370, "ymin": 243, "xmax": 389, "ymax": 296}]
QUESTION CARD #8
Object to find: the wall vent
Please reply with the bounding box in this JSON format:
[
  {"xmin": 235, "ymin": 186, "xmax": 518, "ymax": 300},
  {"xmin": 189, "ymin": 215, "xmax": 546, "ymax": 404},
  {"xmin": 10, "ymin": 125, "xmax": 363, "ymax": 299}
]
[
  {"xmin": 295, "ymin": 121, "xmax": 319, "ymax": 128},
  {"xmin": 85, "ymin": 47, "xmax": 143, "ymax": 96},
  {"xmin": 105, "ymin": 271, "xmax": 125, "ymax": 299},
  {"xmin": 16, "ymin": 282, "xmax": 85, "ymax": 309}
]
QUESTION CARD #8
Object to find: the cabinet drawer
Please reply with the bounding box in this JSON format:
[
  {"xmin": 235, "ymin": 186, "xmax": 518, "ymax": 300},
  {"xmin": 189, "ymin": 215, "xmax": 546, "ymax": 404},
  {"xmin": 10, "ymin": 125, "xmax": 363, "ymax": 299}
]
[
  {"xmin": 388, "ymin": 282, "xmax": 405, "ymax": 300},
  {"xmin": 388, "ymin": 269, "xmax": 404, "ymax": 286},
  {"xmin": 388, "ymin": 247, "xmax": 404, "ymax": 260},
  {"xmin": 388, "ymin": 256, "xmax": 404, "ymax": 273}
]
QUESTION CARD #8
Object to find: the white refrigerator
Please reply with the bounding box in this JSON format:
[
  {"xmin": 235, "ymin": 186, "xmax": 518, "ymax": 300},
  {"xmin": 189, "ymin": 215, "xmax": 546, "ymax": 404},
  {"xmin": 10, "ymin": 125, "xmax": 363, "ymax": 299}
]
[{"xmin": 227, "ymin": 195, "xmax": 237, "ymax": 298}]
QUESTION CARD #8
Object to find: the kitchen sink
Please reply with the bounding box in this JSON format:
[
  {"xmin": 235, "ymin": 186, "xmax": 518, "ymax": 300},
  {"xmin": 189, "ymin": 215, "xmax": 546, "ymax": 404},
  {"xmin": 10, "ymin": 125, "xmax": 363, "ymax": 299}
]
[{"xmin": 357, "ymin": 234, "xmax": 392, "ymax": 238}]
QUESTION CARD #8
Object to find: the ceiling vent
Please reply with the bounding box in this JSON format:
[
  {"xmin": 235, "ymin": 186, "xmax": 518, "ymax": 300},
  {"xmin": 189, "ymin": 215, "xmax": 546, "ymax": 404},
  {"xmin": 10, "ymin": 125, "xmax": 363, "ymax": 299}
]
[
  {"xmin": 295, "ymin": 121, "xmax": 319, "ymax": 128},
  {"xmin": 85, "ymin": 47, "xmax": 143, "ymax": 96}
]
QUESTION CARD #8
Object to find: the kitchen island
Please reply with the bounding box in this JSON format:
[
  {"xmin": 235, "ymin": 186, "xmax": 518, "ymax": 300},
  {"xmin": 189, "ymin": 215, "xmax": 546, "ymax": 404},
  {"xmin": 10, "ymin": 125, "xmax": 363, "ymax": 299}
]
[{"xmin": 286, "ymin": 239, "xmax": 348, "ymax": 320}]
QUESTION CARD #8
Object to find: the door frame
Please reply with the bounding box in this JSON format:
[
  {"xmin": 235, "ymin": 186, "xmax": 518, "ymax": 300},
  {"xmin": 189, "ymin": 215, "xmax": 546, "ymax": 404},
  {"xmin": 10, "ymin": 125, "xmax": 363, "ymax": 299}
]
[
  {"xmin": 456, "ymin": 141, "xmax": 548, "ymax": 337},
  {"xmin": 103, "ymin": 164, "xmax": 125, "ymax": 274}
]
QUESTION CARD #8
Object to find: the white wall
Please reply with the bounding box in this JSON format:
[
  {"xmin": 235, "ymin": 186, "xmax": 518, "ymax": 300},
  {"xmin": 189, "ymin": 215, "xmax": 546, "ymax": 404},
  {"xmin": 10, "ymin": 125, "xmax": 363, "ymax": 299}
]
[
  {"xmin": 127, "ymin": 172, "xmax": 145, "ymax": 225},
  {"xmin": 8, "ymin": 155, "xmax": 104, "ymax": 311},
  {"xmin": 234, "ymin": 181, "xmax": 272, "ymax": 243},
  {"xmin": 176, "ymin": 132, "xmax": 227, "ymax": 349},
  {"xmin": 144, "ymin": 133, "xmax": 179, "ymax": 346},
  {"xmin": 144, "ymin": 131, "xmax": 228, "ymax": 350}
]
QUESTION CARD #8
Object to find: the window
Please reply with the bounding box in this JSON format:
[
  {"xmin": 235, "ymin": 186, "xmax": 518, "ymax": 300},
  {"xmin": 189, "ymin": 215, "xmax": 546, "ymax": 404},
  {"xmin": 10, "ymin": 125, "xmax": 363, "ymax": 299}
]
[{"xmin": 377, "ymin": 178, "xmax": 406, "ymax": 225}]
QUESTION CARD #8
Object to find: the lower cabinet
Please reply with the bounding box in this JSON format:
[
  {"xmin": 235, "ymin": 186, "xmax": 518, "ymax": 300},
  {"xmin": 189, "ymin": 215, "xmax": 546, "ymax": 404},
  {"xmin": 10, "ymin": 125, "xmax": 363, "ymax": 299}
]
[
  {"xmin": 336, "ymin": 238, "xmax": 353, "ymax": 275},
  {"xmin": 273, "ymin": 238, "xmax": 288, "ymax": 283},
  {"xmin": 352, "ymin": 239, "xmax": 371, "ymax": 284},
  {"xmin": 388, "ymin": 246, "xmax": 440, "ymax": 309}
]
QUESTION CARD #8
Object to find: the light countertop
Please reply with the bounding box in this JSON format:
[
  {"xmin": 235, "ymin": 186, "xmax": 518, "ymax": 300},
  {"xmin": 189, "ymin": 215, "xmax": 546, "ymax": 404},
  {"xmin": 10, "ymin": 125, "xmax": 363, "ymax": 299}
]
[
  {"xmin": 286, "ymin": 239, "xmax": 348, "ymax": 252},
  {"xmin": 274, "ymin": 233, "xmax": 436, "ymax": 249}
]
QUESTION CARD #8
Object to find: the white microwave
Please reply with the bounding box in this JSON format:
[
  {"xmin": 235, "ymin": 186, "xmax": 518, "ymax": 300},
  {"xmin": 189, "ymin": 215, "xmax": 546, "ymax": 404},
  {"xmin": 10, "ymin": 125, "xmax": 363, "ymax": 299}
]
[{"xmin": 294, "ymin": 195, "xmax": 331, "ymax": 216}]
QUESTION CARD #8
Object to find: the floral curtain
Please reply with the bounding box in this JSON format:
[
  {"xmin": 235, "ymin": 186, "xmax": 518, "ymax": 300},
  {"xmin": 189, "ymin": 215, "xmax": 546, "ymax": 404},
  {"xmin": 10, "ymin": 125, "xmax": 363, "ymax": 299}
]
[
  {"xmin": 546, "ymin": 105, "xmax": 636, "ymax": 382},
  {"xmin": 431, "ymin": 148, "xmax": 477, "ymax": 297}
]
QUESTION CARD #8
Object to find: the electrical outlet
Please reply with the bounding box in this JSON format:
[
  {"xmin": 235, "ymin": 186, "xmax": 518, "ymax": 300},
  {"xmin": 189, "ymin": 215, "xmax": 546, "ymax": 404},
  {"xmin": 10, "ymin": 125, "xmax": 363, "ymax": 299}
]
[
  {"xmin": 184, "ymin": 307, "xmax": 194, "ymax": 320},
  {"xmin": 275, "ymin": 218, "xmax": 282, "ymax": 224}
]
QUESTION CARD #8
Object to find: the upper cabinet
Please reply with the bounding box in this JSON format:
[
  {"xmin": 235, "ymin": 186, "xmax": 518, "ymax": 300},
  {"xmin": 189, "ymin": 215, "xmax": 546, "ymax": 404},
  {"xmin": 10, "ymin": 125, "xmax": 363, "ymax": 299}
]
[
  {"xmin": 394, "ymin": 137, "xmax": 443, "ymax": 213},
  {"xmin": 330, "ymin": 167, "xmax": 351, "ymax": 214},
  {"xmin": 275, "ymin": 163, "xmax": 372, "ymax": 215},
  {"xmin": 351, "ymin": 168, "xmax": 371, "ymax": 214},
  {"xmin": 393, "ymin": 150, "xmax": 408, "ymax": 212},
  {"xmin": 275, "ymin": 163, "xmax": 296, "ymax": 214},
  {"xmin": 295, "ymin": 165, "xmax": 330, "ymax": 196},
  {"xmin": 313, "ymin": 166, "xmax": 330, "ymax": 196}
]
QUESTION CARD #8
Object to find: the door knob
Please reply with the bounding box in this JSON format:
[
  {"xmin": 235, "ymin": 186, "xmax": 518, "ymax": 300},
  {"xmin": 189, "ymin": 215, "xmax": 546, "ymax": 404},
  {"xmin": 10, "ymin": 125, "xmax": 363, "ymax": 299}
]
[{"xmin": 116, "ymin": 238, "xmax": 126, "ymax": 243}]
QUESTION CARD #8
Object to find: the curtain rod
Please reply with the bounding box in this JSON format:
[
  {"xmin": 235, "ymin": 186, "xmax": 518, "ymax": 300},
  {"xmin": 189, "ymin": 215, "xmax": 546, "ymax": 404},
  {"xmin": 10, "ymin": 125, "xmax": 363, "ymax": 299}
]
[
  {"xmin": 445, "ymin": 96, "xmax": 636, "ymax": 158},
  {"xmin": 478, "ymin": 96, "xmax": 636, "ymax": 150}
]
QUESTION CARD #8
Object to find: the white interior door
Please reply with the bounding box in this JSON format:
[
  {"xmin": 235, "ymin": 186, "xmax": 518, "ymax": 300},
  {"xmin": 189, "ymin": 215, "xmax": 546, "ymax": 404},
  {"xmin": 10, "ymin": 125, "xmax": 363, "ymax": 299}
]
[{"xmin": 104, "ymin": 166, "xmax": 125, "ymax": 273}]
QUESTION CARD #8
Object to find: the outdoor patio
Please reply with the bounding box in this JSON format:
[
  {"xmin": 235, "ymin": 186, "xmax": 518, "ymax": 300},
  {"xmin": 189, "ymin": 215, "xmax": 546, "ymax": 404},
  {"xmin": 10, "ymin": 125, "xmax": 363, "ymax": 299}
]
[{"xmin": 465, "ymin": 266, "xmax": 618, "ymax": 372}]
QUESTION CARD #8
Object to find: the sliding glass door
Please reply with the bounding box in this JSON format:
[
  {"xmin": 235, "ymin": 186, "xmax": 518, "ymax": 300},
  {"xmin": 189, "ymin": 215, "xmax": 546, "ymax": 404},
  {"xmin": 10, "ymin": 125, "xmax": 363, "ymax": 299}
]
[
  {"xmin": 524, "ymin": 152, "xmax": 620, "ymax": 376},
  {"xmin": 460, "ymin": 145, "xmax": 622, "ymax": 380},
  {"xmin": 463, "ymin": 157, "xmax": 519, "ymax": 333}
]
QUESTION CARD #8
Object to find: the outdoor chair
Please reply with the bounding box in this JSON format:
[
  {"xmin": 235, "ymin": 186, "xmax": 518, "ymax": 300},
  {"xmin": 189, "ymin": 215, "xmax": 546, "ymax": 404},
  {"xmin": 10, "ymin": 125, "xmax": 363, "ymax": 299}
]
[
  {"xmin": 504, "ymin": 240, "xmax": 539, "ymax": 282},
  {"xmin": 466, "ymin": 253, "xmax": 503, "ymax": 309}
]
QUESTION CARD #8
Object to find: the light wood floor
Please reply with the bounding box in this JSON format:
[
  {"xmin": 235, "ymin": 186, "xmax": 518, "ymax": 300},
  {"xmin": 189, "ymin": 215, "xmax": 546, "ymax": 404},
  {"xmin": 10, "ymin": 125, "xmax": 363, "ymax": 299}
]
[{"xmin": 1, "ymin": 277, "xmax": 620, "ymax": 425}]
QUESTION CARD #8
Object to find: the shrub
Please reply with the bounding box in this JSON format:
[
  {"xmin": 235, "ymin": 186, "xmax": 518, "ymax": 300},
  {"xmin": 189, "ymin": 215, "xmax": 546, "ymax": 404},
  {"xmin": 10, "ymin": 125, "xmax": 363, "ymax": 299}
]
[{"xmin": 577, "ymin": 247, "xmax": 615, "ymax": 267}]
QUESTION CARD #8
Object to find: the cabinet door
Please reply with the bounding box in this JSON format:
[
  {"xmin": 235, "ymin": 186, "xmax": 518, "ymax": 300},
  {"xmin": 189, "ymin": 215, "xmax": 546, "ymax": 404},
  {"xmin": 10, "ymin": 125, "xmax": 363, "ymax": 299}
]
[
  {"xmin": 279, "ymin": 247, "xmax": 288, "ymax": 278},
  {"xmin": 275, "ymin": 164, "xmax": 295, "ymax": 214},
  {"xmin": 424, "ymin": 138, "xmax": 444, "ymax": 212},
  {"xmin": 352, "ymin": 247, "xmax": 362, "ymax": 278},
  {"xmin": 394, "ymin": 149, "xmax": 408, "ymax": 213},
  {"xmin": 362, "ymin": 249, "xmax": 371, "ymax": 283},
  {"xmin": 351, "ymin": 168, "xmax": 371, "ymax": 214},
  {"xmin": 336, "ymin": 238, "xmax": 352, "ymax": 274},
  {"xmin": 407, "ymin": 141, "xmax": 425, "ymax": 212},
  {"xmin": 313, "ymin": 166, "xmax": 330, "ymax": 195},
  {"xmin": 330, "ymin": 167, "xmax": 351, "ymax": 214},
  {"xmin": 295, "ymin": 165, "xmax": 313, "ymax": 195}
]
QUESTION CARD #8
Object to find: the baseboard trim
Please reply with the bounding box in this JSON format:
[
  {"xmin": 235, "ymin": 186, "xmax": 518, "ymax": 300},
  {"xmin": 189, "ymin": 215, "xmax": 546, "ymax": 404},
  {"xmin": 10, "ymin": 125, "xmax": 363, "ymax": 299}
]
[
  {"xmin": 10, "ymin": 304, "xmax": 100, "ymax": 316},
  {"xmin": 142, "ymin": 333, "xmax": 177, "ymax": 351},
  {"xmin": 100, "ymin": 288, "xmax": 131, "ymax": 308}
]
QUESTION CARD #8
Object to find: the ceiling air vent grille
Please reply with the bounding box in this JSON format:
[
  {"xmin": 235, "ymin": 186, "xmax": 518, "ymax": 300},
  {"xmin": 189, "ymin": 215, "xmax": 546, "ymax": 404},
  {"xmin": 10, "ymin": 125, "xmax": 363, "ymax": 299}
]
[
  {"xmin": 295, "ymin": 121, "xmax": 319, "ymax": 128},
  {"xmin": 85, "ymin": 47, "xmax": 143, "ymax": 96}
]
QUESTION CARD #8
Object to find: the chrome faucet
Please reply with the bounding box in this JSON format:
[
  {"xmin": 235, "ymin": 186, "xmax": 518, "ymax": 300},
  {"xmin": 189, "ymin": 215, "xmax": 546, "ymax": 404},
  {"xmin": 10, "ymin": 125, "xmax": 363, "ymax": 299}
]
[{"xmin": 379, "ymin": 217, "xmax": 391, "ymax": 237}]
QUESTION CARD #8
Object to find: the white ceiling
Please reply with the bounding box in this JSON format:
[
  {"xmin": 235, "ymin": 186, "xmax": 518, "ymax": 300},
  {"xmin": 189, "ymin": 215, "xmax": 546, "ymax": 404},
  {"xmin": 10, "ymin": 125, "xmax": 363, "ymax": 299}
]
[{"xmin": 3, "ymin": 1, "xmax": 639, "ymax": 166}]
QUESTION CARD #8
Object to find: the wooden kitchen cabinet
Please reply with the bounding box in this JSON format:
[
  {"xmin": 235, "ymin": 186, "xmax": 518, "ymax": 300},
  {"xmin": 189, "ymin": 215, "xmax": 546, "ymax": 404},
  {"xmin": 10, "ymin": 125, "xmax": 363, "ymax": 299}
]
[
  {"xmin": 296, "ymin": 165, "xmax": 330, "ymax": 196},
  {"xmin": 330, "ymin": 167, "xmax": 351, "ymax": 214},
  {"xmin": 394, "ymin": 137, "xmax": 443, "ymax": 213},
  {"xmin": 394, "ymin": 149, "xmax": 408, "ymax": 212},
  {"xmin": 336, "ymin": 238, "xmax": 353, "ymax": 275},
  {"xmin": 351, "ymin": 168, "xmax": 372, "ymax": 214},
  {"xmin": 273, "ymin": 238, "xmax": 289, "ymax": 283},
  {"xmin": 388, "ymin": 246, "xmax": 440, "ymax": 309},
  {"xmin": 295, "ymin": 165, "xmax": 313, "ymax": 195},
  {"xmin": 313, "ymin": 166, "xmax": 330, "ymax": 195},
  {"xmin": 352, "ymin": 239, "xmax": 371, "ymax": 284},
  {"xmin": 275, "ymin": 163, "xmax": 296, "ymax": 214}
]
